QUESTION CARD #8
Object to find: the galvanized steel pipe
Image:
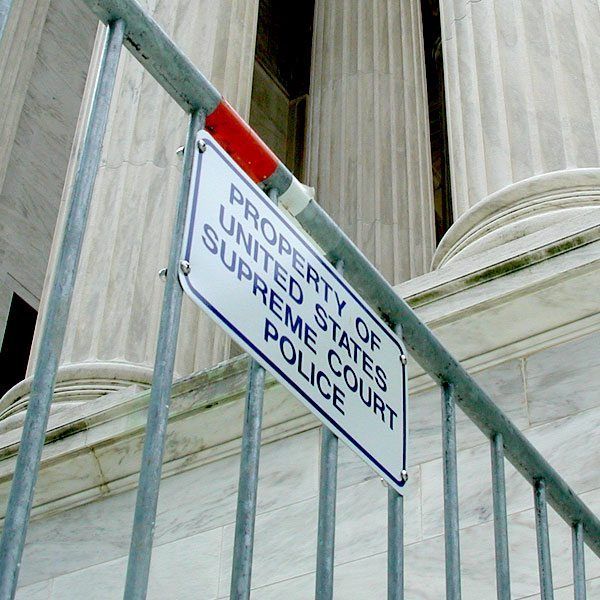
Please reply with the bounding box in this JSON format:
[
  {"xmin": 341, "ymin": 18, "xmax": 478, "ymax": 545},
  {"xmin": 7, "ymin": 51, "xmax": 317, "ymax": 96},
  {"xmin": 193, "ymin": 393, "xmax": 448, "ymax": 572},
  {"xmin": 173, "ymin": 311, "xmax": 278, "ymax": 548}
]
[
  {"xmin": 123, "ymin": 109, "xmax": 204, "ymax": 600},
  {"xmin": 490, "ymin": 433, "xmax": 511, "ymax": 600},
  {"xmin": 0, "ymin": 19, "xmax": 125, "ymax": 600},
  {"xmin": 441, "ymin": 383, "xmax": 461, "ymax": 600},
  {"xmin": 534, "ymin": 479, "xmax": 554, "ymax": 600},
  {"xmin": 229, "ymin": 359, "xmax": 266, "ymax": 600}
]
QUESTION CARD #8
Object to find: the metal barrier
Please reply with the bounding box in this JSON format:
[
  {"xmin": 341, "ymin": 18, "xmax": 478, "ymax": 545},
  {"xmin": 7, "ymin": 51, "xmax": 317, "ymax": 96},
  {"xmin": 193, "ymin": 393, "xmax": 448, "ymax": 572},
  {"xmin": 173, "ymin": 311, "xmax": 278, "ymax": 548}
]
[{"xmin": 0, "ymin": 1, "xmax": 598, "ymax": 599}]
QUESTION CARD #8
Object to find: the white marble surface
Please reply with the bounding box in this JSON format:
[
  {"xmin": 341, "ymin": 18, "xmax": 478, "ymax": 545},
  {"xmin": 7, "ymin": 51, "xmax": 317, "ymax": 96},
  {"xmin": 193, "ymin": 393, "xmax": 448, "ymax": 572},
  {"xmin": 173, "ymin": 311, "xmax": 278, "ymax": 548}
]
[
  {"xmin": 22, "ymin": 0, "xmax": 260, "ymax": 409},
  {"xmin": 408, "ymin": 358, "xmax": 528, "ymax": 466},
  {"xmin": 336, "ymin": 436, "xmax": 380, "ymax": 491},
  {"xmin": 307, "ymin": 0, "xmax": 434, "ymax": 283},
  {"xmin": 11, "ymin": 383, "xmax": 600, "ymax": 598},
  {"xmin": 0, "ymin": 0, "xmax": 95, "ymax": 349},
  {"xmin": 44, "ymin": 526, "xmax": 222, "ymax": 600},
  {"xmin": 218, "ymin": 471, "xmax": 422, "ymax": 595},
  {"xmin": 6, "ymin": 313, "xmax": 600, "ymax": 596},
  {"xmin": 412, "ymin": 240, "xmax": 600, "ymax": 384},
  {"xmin": 436, "ymin": 0, "xmax": 600, "ymax": 263},
  {"xmin": 16, "ymin": 428, "xmax": 318, "ymax": 588},
  {"xmin": 218, "ymin": 493, "xmax": 318, "ymax": 593},
  {"xmin": 525, "ymin": 330, "xmax": 600, "ymax": 425},
  {"xmin": 15, "ymin": 580, "xmax": 52, "ymax": 600},
  {"xmin": 421, "ymin": 403, "xmax": 600, "ymax": 538}
]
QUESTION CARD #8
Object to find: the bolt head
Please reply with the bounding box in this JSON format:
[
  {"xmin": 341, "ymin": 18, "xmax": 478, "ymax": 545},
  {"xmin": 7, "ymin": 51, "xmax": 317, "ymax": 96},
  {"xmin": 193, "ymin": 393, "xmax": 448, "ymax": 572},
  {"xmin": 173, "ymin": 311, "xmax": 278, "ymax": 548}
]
[
  {"xmin": 401, "ymin": 469, "xmax": 409, "ymax": 483},
  {"xmin": 179, "ymin": 260, "xmax": 191, "ymax": 275},
  {"xmin": 400, "ymin": 354, "xmax": 408, "ymax": 366},
  {"xmin": 158, "ymin": 267, "xmax": 168, "ymax": 281},
  {"xmin": 197, "ymin": 139, "xmax": 206, "ymax": 153}
]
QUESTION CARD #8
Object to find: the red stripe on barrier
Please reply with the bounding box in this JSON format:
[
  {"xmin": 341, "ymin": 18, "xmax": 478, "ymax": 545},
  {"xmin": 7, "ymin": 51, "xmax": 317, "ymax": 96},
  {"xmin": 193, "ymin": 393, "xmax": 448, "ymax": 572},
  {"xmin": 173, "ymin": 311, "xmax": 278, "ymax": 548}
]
[{"xmin": 206, "ymin": 100, "xmax": 279, "ymax": 183}]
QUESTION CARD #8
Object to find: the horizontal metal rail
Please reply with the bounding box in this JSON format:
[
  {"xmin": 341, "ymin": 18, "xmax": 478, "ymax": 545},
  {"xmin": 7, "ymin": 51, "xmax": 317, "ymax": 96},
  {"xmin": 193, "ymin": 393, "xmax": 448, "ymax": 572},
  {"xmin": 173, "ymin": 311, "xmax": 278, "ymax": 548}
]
[
  {"xmin": 82, "ymin": 0, "xmax": 220, "ymax": 113},
  {"xmin": 1, "ymin": 4, "xmax": 595, "ymax": 598},
  {"xmin": 295, "ymin": 201, "xmax": 600, "ymax": 557}
]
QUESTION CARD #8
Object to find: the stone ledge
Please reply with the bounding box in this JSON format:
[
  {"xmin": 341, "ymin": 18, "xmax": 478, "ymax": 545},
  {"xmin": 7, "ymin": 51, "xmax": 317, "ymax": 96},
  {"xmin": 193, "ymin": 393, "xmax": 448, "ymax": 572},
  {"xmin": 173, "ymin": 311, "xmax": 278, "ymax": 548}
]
[{"xmin": 0, "ymin": 230, "xmax": 598, "ymax": 522}]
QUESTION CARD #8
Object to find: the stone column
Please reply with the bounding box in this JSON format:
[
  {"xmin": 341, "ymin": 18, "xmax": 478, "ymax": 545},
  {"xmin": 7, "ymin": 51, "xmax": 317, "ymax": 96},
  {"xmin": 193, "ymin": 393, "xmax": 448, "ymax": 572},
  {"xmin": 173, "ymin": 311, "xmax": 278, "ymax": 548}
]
[
  {"xmin": 307, "ymin": 0, "xmax": 435, "ymax": 284},
  {"xmin": 0, "ymin": 0, "xmax": 50, "ymax": 196},
  {"xmin": 434, "ymin": 0, "xmax": 600, "ymax": 267},
  {"xmin": 0, "ymin": 0, "xmax": 49, "ymax": 346},
  {"xmin": 0, "ymin": 0, "xmax": 259, "ymax": 425}
]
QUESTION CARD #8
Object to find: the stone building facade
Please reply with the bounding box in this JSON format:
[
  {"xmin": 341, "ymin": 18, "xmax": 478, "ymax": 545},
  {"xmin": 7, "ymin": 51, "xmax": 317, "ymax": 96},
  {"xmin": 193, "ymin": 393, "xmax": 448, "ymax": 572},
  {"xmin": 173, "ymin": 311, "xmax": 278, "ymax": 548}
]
[{"xmin": 0, "ymin": 0, "xmax": 599, "ymax": 598}]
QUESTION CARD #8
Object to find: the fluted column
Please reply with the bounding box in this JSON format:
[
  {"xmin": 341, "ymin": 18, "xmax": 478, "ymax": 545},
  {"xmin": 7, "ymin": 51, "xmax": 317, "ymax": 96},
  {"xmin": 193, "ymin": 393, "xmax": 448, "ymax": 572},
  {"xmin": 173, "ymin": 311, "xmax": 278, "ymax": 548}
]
[
  {"xmin": 0, "ymin": 0, "xmax": 259, "ymax": 426},
  {"xmin": 0, "ymin": 0, "xmax": 50, "ymax": 195},
  {"xmin": 434, "ymin": 0, "xmax": 600, "ymax": 266},
  {"xmin": 307, "ymin": 0, "xmax": 435, "ymax": 284}
]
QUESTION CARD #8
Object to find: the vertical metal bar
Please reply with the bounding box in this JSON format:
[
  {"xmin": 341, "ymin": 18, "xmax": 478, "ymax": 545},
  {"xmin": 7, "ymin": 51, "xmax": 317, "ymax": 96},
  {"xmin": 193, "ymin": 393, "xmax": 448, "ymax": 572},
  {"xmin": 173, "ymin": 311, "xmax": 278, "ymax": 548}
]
[
  {"xmin": 534, "ymin": 479, "xmax": 554, "ymax": 600},
  {"xmin": 388, "ymin": 487, "xmax": 404, "ymax": 600},
  {"xmin": 229, "ymin": 186, "xmax": 279, "ymax": 599},
  {"xmin": 0, "ymin": 19, "xmax": 125, "ymax": 600},
  {"xmin": 123, "ymin": 108, "xmax": 204, "ymax": 600},
  {"xmin": 441, "ymin": 382, "xmax": 462, "ymax": 600},
  {"xmin": 572, "ymin": 522, "xmax": 586, "ymax": 600},
  {"xmin": 490, "ymin": 433, "xmax": 511, "ymax": 600},
  {"xmin": 388, "ymin": 323, "xmax": 404, "ymax": 600},
  {"xmin": 314, "ymin": 260, "xmax": 342, "ymax": 600},
  {"xmin": 315, "ymin": 429, "xmax": 338, "ymax": 600},
  {"xmin": 229, "ymin": 359, "xmax": 267, "ymax": 598}
]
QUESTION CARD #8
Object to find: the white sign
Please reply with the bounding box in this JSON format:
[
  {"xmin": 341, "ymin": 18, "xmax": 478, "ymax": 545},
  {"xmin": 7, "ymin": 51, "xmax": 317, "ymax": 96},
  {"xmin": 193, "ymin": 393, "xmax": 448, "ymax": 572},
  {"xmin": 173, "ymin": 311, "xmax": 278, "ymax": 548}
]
[{"xmin": 180, "ymin": 131, "xmax": 408, "ymax": 491}]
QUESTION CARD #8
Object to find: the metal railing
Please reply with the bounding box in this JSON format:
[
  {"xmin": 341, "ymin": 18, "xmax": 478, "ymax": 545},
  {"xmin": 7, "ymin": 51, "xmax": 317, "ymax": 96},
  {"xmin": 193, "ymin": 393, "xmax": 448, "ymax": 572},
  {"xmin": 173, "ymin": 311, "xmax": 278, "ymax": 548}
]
[{"xmin": 0, "ymin": 1, "xmax": 598, "ymax": 599}]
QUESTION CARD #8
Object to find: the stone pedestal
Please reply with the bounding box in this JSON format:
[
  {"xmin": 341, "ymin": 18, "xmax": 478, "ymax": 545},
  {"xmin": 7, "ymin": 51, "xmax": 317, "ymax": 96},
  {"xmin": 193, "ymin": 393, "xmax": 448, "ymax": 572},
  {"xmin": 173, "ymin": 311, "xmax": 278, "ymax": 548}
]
[
  {"xmin": 306, "ymin": 0, "xmax": 435, "ymax": 284},
  {"xmin": 434, "ymin": 0, "xmax": 600, "ymax": 267},
  {"xmin": 0, "ymin": 0, "xmax": 259, "ymax": 426}
]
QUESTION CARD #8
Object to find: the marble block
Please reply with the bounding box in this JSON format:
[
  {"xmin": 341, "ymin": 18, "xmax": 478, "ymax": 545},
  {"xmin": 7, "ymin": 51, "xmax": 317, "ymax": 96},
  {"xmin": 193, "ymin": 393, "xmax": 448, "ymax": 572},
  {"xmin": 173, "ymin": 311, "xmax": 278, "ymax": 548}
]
[
  {"xmin": 408, "ymin": 358, "xmax": 528, "ymax": 466},
  {"xmin": 525, "ymin": 330, "xmax": 600, "ymax": 425},
  {"xmin": 45, "ymin": 526, "xmax": 222, "ymax": 600},
  {"xmin": 421, "ymin": 404, "xmax": 600, "ymax": 538},
  {"xmin": 17, "ymin": 428, "xmax": 319, "ymax": 587},
  {"xmin": 336, "ymin": 436, "xmax": 380, "ymax": 491},
  {"xmin": 15, "ymin": 580, "xmax": 52, "ymax": 600},
  {"xmin": 218, "ymin": 495, "xmax": 319, "ymax": 594}
]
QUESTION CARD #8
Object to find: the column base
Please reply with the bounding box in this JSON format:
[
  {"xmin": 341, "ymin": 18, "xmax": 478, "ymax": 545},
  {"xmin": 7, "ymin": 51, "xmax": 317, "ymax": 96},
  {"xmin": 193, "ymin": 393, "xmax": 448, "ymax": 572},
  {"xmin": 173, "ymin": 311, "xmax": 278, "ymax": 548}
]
[
  {"xmin": 432, "ymin": 169, "xmax": 600, "ymax": 269},
  {"xmin": 0, "ymin": 362, "xmax": 153, "ymax": 434}
]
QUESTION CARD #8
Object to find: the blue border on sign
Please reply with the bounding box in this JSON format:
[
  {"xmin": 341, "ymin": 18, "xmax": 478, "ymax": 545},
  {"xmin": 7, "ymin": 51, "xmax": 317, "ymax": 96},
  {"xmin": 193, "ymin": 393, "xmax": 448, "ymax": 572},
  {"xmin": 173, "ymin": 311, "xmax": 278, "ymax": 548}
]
[{"xmin": 182, "ymin": 135, "xmax": 408, "ymax": 487}]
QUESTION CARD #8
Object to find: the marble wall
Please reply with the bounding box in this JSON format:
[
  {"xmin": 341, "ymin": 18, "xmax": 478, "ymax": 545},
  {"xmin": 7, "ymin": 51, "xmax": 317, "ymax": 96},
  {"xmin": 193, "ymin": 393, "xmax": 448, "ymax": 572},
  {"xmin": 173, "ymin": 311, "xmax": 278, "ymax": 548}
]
[
  {"xmin": 13, "ymin": 329, "xmax": 600, "ymax": 599},
  {"xmin": 0, "ymin": 0, "xmax": 95, "ymax": 346},
  {"xmin": 15, "ymin": 0, "xmax": 260, "ymax": 412}
]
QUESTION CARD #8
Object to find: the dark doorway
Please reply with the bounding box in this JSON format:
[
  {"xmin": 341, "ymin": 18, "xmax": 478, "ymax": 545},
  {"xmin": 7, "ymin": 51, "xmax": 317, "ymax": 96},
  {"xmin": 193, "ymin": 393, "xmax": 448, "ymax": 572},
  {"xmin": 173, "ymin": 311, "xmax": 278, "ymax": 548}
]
[
  {"xmin": 422, "ymin": 0, "xmax": 453, "ymax": 244},
  {"xmin": 0, "ymin": 294, "xmax": 37, "ymax": 397},
  {"xmin": 250, "ymin": 0, "xmax": 315, "ymax": 181}
]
